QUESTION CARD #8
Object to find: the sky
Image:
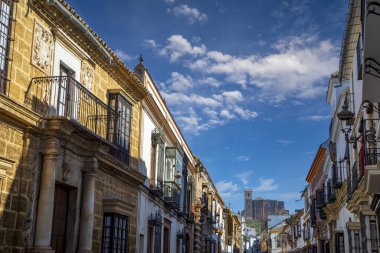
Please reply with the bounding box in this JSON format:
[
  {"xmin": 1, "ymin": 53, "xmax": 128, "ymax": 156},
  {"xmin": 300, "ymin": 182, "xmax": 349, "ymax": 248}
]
[{"xmin": 67, "ymin": 0, "xmax": 348, "ymax": 213}]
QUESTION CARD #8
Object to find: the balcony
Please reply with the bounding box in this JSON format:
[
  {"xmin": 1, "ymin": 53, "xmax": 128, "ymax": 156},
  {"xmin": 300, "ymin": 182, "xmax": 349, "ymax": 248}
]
[
  {"xmin": 326, "ymin": 179, "xmax": 336, "ymax": 203},
  {"xmin": 150, "ymin": 179, "xmax": 164, "ymax": 198},
  {"xmin": 25, "ymin": 76, "xmax": 131, "ymax": 163},
  {"xmin": 163, "ymin": 181, "xmax": 180, "ymax": 209},
  {"xmin": 316, "ymin": 188, "xmax": 326, "ymax": 208},
  {"xmin": 363, "ymin": 0, "xmax": 380, "ymax": 103},
  {"xmin": 332, "ymin": 162, "xmax": 344, "ymax": 189},
  {"xmin": 25, "ymin": 76, "xmax": 114, "ymax": 138}
]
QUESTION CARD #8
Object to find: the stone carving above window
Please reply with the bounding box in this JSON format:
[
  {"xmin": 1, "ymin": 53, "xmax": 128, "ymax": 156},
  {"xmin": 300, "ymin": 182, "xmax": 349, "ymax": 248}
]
[
  {"xmin": 80, "ymin": 60, "xmax": 94, "ymax": 91},
  {"xmin": 31, "ymin": 22, "xmax": 54, "ymax": 74}
]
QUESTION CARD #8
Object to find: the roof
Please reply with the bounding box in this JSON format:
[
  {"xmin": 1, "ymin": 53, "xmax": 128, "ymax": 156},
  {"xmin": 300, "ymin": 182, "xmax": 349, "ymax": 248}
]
[{"xmin": 305, "ymin": 139, "xmax": 329, "ymax": 183}]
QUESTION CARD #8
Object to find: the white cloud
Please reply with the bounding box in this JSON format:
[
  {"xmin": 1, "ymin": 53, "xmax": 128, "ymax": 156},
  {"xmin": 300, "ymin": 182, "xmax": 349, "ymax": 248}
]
[
  {"xmin": 253, "ymin": 178, "xmax": 279, "ymax": 192},
  {"xmin": 153, "ymin": 34, "xmax": 339, "ymax": 101},
  {"xmin": 300, "ymin": 115, "xmax": 330, "ymax": 121},
  {"xmin": 115, "ymin": 49, "xmax": 132, "ymax": 62},
  {"xmin": 144, "ymin": 39, "xmax": 157, "ymax": 49},
  {"xmin": 236, "ymin": 155, "xmax": 250, "ymax": 162},
  {"xmin": 166, "ymin": 72, "xmax": 194, "ymax": 92},
  {"xmin": 222, "ymin": 90, "xmax": 244, "ymax": 104},
  {"xmin": 163, "ymin": 0, "xmax": 175, "ymax": 2},
  {"xmin": 276, "ymin": 139, "xmax": 294, "ymax": 145},
  {"xmin": 169, "ymin": 5, "xmax": 208, "ymax": 24},
  {"xmin": 234, "ymin": 107, "xmax": 258, "ymax": 120},
  {"xmin": 199, "ymin": 77, "xmax": 222, "ymax": 88},
  {"xmin": 236, "ymin": 170, "xmax": 253, "ymax": 185},
  {"xmin": 215, "ymin": 180, "xmax": 241, "ymax": 200},
  {"xmin": 159, "ymin": 35, "xmax": 206, "ymax": 62}
]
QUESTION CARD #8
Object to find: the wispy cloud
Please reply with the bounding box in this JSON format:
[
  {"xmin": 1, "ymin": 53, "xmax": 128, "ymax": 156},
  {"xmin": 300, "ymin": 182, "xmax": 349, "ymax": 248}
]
[
  {"xmin": 148, "ymin": 34, "xmax": 339, "ymax": 102},
  {"xmin": 160, "ymin": 79, "xmax": 257, "ymax": 134},
  {"xmin": 215, "ymin": 180, "xmax": 241, "ymax": 200},
  {"xmin": 253, "ymin": 178, "xmax": 278, "ymax": 192},
  {"xmin": 236, "ymin": 155, "xmax": 250, "ymax": 162},
  {"xmin": 168, "ymin": 5, "xmax": 208, "ymax": 24},
  {"xmin": 115, "ymin": 49, "xmax": 133, "ymax": 62},
  {"xmin": 276, "ymin": 139, "xmax": 294, "ymax": 145},
  {"xmin": 300, "ymin": 115, "xmax": 331, "ymax": 121},
  {"xmin": 236, "ymin": 170, "xmax": 253, "ymax": 185}
]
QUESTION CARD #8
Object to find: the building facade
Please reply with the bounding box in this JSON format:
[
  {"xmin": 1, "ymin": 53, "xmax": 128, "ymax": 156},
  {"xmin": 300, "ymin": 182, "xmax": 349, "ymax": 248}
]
[{"xmin": 0, "ymin": 0, "xmax": 240, "ymax": 253}]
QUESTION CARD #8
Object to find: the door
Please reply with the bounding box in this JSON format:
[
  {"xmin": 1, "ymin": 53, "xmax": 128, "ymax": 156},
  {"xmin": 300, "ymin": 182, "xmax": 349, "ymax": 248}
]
[
  {"xmin": 61, "ymin": 64, "xmax": 76, "ymax": 118},
  {"xmin": 51, "ymin": 184, "xmax": 70, "ymax": 253},
  {"xmin": 164, "ymin": 227, "xmax": 170, "ymax": 253}
]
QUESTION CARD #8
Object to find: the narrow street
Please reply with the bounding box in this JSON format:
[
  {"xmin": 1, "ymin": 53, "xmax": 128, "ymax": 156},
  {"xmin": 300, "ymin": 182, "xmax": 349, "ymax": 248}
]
[{"xmin": 0, "ymin": 0, "xmax": 379, "ymax": 253}]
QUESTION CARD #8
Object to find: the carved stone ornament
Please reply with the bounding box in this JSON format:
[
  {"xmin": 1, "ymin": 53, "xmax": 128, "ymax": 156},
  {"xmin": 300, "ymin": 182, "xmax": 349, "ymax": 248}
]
[
  {"xmin": 80, "ymin": 60, "xmax": 94, "ymax": 91},
  {"xmin": 31, "ymin": 21, "xmax": 54, "ymax": 74},
  {"xmin": 62, "ymin": 162, "xmax": 71, "ymax": 182}
]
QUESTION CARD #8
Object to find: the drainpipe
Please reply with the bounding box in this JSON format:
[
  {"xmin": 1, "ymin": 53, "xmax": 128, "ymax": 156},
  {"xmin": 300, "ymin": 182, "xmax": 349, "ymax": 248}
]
[{"xmin": 44, "ymin": 0, "xmax": 113, "ymax": 64}]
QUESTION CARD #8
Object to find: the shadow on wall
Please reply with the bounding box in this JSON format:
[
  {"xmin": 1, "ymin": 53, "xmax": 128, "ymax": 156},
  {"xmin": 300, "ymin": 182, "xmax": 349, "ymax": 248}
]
[{"xmin": 0, "ymin": 116, "xmax": 41, "ymax": 252}]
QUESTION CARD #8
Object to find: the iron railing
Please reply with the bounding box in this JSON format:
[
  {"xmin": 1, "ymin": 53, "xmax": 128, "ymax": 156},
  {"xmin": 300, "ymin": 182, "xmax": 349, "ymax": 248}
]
[
  {"xmin": 25, "ymin": 76, "xmax": 116, "ymax": 140},
  {"xmin": 364, "ymin": 147, "xmax": 380, "ymax": 165},
  {"xmin": 362, "ymin": 119, "xmax": 380, "ymax": 166},
  {"xmin": 332, "ymin": 162, "xmax": 344, "ymax": 189},
  {"xmin": 163, "ymin": 181, "xmax": 180, "ymax": 209},
  {"xmin": 326, "ymin": 179, "xmax": 336, "ymax": 203},
  {"xmin": 351, "ymin": 161, "xmax": 363, "ymax": 193},
  {"xmin": 316, "ymin": 188, "xmax": 326, "ymax": 208},
  {"xmin": 150, "ymin": 178, "xmax": 164, "ymax": 197}
]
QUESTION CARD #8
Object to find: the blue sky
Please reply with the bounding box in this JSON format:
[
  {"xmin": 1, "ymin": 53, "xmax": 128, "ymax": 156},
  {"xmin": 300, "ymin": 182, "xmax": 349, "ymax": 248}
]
[{"xmin": 67, "ymin": 0, "xmax": 347, "ymax": 213}]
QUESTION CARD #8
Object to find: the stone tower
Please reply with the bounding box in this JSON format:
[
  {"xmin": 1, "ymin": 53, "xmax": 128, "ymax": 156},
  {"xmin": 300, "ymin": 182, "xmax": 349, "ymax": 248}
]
[{"xmin": 244, "ymin": 189, "xmax": 253, "ymax": 219}]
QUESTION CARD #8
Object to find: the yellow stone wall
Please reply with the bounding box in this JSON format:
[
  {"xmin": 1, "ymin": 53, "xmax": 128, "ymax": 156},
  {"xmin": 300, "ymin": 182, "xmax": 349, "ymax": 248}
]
[
  {"xmin": 93, "ymin": 170, "xmax": 139, "ymax": 253},
  {"xmin": 0, "ymin": 0, "xmax": 144, "ymax": 252}
]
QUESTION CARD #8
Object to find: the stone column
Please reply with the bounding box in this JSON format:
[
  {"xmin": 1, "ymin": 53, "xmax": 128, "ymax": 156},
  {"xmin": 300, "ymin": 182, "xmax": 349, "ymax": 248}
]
[
  {"xmin": 77, "ymin": 158, "xmax": 98, "ymax": 253},
  {"xmin": 34, "ymin": 138, "xmax": 60, "ymax": 253}
]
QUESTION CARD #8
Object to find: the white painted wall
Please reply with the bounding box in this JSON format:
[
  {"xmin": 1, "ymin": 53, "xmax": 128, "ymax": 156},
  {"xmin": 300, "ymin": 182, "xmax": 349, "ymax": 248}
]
[{"xmin": 53, "ymin": 40, "xmax": 81, "ymax": 79}]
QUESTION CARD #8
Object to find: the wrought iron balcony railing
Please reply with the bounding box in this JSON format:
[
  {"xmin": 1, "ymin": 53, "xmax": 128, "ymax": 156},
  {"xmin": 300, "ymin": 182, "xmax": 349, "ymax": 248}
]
[
  {"xmin": 351, "ymin": 161, "xmax": 362, "ymax": 193},
  {"xmin": 25, "ymin": 76, "xmax": 115, "ymax": 140},
  {"xmin": 364, "ymin": 147, "xmax": 380, "ymax": 166},
  {"xmin": 326, "ymin": 179, "xmax": 336, "ymax": 203},
  {"xmin": 316, "ymin": 188, "xmax": 326, "ymax": 208},
  {"xmin": 362, "ymin": 119, "xmax": 380, "ymax": 166},
  {"xmin": 150, "ymin": 178, "xmax": 164, "ymax": 198},
  {"xmin": 332, "ymin": 162, "xmax": 344, "ymax": 189},
  {"xmin": 25, "ymin": 76, "xmax": 132, "ymax": 164},
  {"xmin": 163, "ymin": 181, "xmax": 180, "ymax": 209}
]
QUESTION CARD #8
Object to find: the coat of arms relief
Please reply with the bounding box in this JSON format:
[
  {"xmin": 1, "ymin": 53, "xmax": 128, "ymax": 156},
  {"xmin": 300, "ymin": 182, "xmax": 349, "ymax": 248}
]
[
  {"xmin": 31, "ymin": 21, "xmax": 53, "ymax": 74},
  {"xmin": 80, "ymin": 60, "xmax": 94, "ymax": 91}
]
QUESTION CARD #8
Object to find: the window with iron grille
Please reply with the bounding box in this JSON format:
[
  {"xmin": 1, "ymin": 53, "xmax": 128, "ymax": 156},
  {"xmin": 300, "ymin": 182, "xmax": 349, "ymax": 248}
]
[
  {"xmin": 154, "ymin": 224, "xmax": 162, "ymax": 253},
  {"xmin": 369, "ymin": 216, "xmax": 379, "ymax": 252},
  {"xmin": 0, "ymin": 0, "xmax": 12, "ymax": 95},
  {"xmin": 353, "ymin": 229, "xmax": 362, "ymax": 253},
  {"xmin": 102, "ymin": 213, "xmax": 129, "ymax": 253},
  {"xmin": 108, "ymin": 93, "xmax": 132, "ymax": 164},
  {"xmin": 335, "ymin": 232, "xmax": 345, "ymax": 253}
]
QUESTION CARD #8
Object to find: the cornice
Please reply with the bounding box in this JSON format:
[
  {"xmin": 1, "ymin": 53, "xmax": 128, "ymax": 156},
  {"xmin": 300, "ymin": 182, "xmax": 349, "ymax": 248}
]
[
  {"xmin": 30, "ymin": 0, "xmax": 148, "ymax": 102},
  {"xmin": 0, "ymin": 94, "xmax": 43, "ymax": 130}
]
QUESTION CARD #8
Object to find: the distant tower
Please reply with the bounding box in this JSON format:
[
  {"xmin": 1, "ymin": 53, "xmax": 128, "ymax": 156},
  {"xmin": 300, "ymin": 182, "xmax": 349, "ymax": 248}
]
[{"xmin": 244, "ymin": 189, "xmax": 253, "ymax": 219}]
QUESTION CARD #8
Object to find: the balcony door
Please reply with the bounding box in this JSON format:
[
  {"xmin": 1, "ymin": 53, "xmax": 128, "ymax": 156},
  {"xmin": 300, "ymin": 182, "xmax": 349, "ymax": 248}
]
[
  {"xmin": 52, "ymin": 40, "xmax": 81, "ymax": 118},
  {"xmin": 55, "ymin": 64, "xmax": 75, "ymax": 117}
]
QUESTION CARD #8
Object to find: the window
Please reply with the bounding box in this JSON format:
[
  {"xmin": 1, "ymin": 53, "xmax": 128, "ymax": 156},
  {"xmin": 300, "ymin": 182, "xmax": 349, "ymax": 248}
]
[
  {"xmin": 369, "ymin": 216, "xmax": 379, "ymax": 252},
  {"xmin": 102, "ymin": 213, "xmax": 129, "ymax": 253},
  {"xmin": 108, "ymin": 92, "xmax": 132, "ymax": 164},
  {"xmin": 356, "ymin": 33, "xmax": 363, "ymax": 80},
  {"xmin": 335, "ymin": 232, "xmax": 345, "ymax": 253},
  {"xmin": 154, "ymin": 224, "xmax": 162, "ymax": 253},
  {"xmin": 0, "ymin": 0, "xmax": 13, "ymax": 94},
  {"xmin": 351, "ymin": 229, "xmax": 362, "ymax": 253},
  {"xmin": 151, "ymin": 129, "xmax": 165, "ymax": 191}
]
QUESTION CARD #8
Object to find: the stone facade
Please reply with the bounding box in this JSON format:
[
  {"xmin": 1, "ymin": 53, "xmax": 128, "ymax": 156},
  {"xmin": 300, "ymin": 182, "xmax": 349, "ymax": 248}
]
[{"xmin": 0, "ymin": 1, "xmax": 234, "ymax": 253}]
